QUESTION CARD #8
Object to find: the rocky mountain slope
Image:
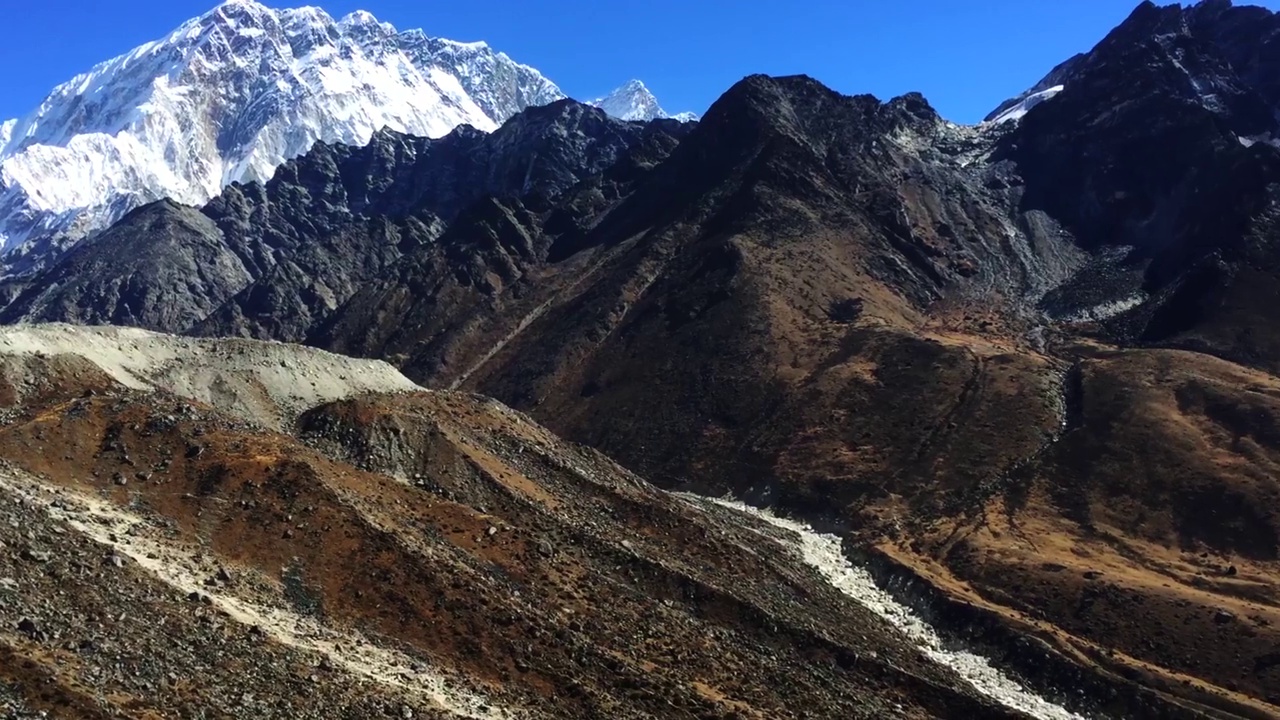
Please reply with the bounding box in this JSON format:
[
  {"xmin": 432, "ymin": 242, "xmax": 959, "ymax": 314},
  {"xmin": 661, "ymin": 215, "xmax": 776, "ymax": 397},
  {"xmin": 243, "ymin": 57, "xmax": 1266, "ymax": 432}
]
[
  {"xmin": 8, "ymin": 0, "xmax": 1280, "ymax": 716},
  {"xmin": 0, "ymin": 323, "xmax": 1092, "ymax": 719}
]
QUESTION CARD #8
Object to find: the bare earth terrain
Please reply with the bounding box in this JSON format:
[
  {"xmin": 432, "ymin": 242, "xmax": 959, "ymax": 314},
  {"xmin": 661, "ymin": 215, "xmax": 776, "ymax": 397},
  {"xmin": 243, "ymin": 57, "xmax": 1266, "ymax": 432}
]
[{"xmin": 0, "ymin": 324, "xmax": 1053, "ymax": 719}]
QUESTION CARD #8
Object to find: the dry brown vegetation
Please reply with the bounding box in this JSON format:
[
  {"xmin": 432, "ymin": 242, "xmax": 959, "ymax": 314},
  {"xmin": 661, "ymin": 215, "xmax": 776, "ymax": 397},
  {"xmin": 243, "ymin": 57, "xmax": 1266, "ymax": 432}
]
[{"xmin": 0, "ymin": 341, "xmax": 1029, "ymax": 719}]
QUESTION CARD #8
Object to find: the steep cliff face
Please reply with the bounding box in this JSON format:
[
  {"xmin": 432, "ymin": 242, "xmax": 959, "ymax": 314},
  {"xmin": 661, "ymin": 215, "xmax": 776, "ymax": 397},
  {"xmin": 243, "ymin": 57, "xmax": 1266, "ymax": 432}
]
[{"xmin": 999, "ymin": 0, "xmax": 1280, "ymax": 369}]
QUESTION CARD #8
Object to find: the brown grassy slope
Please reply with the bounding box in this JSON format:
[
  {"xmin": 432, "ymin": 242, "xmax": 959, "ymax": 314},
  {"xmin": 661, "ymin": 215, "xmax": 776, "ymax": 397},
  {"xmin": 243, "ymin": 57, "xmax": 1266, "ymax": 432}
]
[
  {"xmin": 0, "ymin": 355, "xmax": 1024, "ymax": 720},
  {"xmin": 448, "ymin": 219, "xmax": 1280, "ymax": 715},
  {"xmin": 891, "ymin": 347, "xmax": 1280, "ymax": 717}
]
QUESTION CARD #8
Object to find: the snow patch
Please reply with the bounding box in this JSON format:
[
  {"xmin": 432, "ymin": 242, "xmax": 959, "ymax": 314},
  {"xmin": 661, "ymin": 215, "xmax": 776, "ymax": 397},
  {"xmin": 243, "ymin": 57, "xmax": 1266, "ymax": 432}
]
[
  {"xmin": 686, "ymin": 496, "xmax": 1087, "ymax": 720},
  {"xmin": 1237, "ymin": 134, "xmax": 1280, "ymax": 149},
  {"xmin": 987, "ymin": 85, "xmax": 1064, "ymax": 125},
  {"xmin": 588, "ymin": 79, "xmax": 698, "ymax": 122},
  {"xmin": 433, "ymin": 38, "xmax": 490, "ymax": 51},
  {"xmin": 1167, "ymin": 45, "xmax": 1227, "ymax": 114},
  {"xmin": 1059, "ymin": 293, "xmax": 1146, "ymax": 323}
]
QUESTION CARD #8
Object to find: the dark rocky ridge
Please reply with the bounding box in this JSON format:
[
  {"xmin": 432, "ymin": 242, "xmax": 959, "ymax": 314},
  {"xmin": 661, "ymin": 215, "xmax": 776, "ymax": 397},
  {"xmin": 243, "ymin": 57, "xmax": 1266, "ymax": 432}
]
[
  {"xmin": 0, "ymin": 101, "xmax": 692, "ymax": 342},
  {"xmin": 0, "ymin": 201, "xmax": 246, "ymax": 331},
  {"xmin": 1005, "ymin": 0, "xmax": 1280, "ymax": 349}
]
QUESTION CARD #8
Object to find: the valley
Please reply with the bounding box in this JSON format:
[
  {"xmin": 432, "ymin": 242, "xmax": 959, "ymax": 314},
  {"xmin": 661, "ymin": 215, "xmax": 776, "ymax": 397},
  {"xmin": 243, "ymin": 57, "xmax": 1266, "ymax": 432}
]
[
  {"xmin": 3, "ymin": 0, "xmax": 1280, "ymax": 717},
  {"xmin": 0, "ymin": 324, "xmax": 1058, "ymax": 719}
]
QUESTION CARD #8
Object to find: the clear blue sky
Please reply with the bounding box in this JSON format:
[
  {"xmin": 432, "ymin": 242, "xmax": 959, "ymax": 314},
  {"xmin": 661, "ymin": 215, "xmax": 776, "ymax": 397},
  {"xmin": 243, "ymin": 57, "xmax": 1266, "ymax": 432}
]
[{"xmin": 2, "ymin": 0, "xmax": 1279, "ymax": 124}]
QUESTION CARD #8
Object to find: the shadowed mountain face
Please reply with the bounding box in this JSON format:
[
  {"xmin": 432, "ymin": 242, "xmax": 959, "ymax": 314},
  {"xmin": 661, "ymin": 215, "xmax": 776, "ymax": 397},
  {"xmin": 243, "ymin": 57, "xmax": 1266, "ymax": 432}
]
[
  {"xmin": 1004, "ymin": 0, "xmax": 1280, "ymax": 360},
  {"xmin": 0, "ymin": 102, "xmax": 692, "ymax": 343},
  {"xmin": 8, "ymin": 1, "xmax": 1280, "ymax": 715}
]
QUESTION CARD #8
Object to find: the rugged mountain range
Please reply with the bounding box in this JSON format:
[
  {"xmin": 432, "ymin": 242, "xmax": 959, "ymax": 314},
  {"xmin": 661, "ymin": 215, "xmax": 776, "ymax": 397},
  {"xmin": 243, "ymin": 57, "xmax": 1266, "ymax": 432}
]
[
  {"xmin": 7, "ymin": 0, "xmax": 1280, "ymax": 716},
  {"xmin": 0, "ymin": 0, "xmax": 686, "ymax": 275},
  {"xmin": 0, "ymin": 101, "xmax": 692, "ymax": 340}
]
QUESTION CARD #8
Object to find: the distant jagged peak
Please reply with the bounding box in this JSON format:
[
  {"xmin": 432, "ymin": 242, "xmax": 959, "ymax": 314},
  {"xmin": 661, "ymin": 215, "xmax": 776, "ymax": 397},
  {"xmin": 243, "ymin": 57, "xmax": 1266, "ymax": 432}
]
[
  {"xmin": 338, "ymin": 8, "xmax": 380, "ymax": 25},
  {"xmin": 196, "ymin": 0, "xmax": 280, "ymax": 32},
  {"xmin": 589, "ymin": 79, "xmax": 699, "ymax": 122},
  {"xmin": 338, "ymin": 7, "xmax": 398, "ymax": 37},
  {"xmin": 212, "ymin": 0, "xmax": 269, "ymax": 8},
  {"xmin": 207, "ymin": 0, "xmax": 272, "ymax": 15}
]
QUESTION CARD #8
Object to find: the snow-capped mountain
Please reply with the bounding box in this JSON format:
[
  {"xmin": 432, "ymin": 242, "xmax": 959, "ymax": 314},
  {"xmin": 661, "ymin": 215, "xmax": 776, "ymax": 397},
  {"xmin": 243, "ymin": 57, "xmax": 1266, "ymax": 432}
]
[
  {"xmin": 0, "ymin": 0, "xmax": 566, "ymax": 272},
  {"xmin": 589, "ymin": 80, "xmax": 698, "ymax": 122}
]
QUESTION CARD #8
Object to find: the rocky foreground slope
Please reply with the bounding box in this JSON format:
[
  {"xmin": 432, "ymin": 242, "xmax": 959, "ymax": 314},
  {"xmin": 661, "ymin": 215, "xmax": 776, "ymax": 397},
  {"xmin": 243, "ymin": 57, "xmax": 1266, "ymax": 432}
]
[{"xmin": 0, "ymin": 324, "xmax": 1096, "ymax": 719}]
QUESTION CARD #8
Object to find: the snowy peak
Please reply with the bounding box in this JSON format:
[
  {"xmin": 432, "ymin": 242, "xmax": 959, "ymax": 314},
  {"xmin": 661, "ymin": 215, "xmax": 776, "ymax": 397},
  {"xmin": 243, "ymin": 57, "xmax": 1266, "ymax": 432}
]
[
  {"xmin": 0, "ymin": 1, "xmax": 570, "ymax": 273},
  {"xmin": 211, "ymin": 0, "xmax": 272, "ymax": 17},
  {"xmin": 212, "ymin": 0, "xmax": 268, "ymax": 9},
  {"xmin": 987, "ymin": 0, "xmax": 1280, "ymax": 127},
  {"xmin": 338, "ymin": 9, "xmax": 383, "ymax": 26},
  {"xmin": 396, "ymin": 31, "xmax": 565, "ymax": 127},
  {"xmin": 589, "ymin": 79, "xmax": 698, "ymax": 122},
  {"xmin": 197, "ymin": 0, "xmax": 281, "ymax": 40},
  {"xmin": 986, "ymin": 85, "xmax": 1064, "ymax": 125}
]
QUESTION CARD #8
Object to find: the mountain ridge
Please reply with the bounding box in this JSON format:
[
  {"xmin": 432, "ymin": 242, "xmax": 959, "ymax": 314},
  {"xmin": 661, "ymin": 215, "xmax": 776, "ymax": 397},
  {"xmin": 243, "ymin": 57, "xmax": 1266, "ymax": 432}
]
[
  {"xmin": 0, "ymin": 98, "xmax": 692, "ymax": 342},
  {"xmin": 0, "ymin": 0, "xmax": 686, "ymax": 276}
]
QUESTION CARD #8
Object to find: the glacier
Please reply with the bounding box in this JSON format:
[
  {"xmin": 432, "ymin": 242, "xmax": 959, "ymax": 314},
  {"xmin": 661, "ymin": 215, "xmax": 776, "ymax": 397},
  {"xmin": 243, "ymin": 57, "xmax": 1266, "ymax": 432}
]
[{"xmin": 0, "ymin": 0, "xmax": 567, "ymax": 272}]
